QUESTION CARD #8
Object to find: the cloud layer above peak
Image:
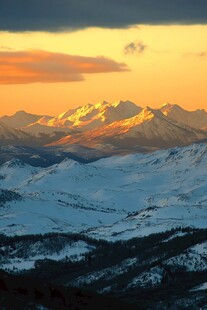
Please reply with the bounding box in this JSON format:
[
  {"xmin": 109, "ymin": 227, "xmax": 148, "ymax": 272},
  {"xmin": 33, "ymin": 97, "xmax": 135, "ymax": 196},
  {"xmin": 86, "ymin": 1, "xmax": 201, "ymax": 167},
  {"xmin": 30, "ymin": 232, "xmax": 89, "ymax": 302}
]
[
  {"xmin": 0, "ymin": 50, "xmax": 128, "ymax": 84},
  {"xmin": 0, "ymin": 0, "xmax": 207, "ymax": 32}
]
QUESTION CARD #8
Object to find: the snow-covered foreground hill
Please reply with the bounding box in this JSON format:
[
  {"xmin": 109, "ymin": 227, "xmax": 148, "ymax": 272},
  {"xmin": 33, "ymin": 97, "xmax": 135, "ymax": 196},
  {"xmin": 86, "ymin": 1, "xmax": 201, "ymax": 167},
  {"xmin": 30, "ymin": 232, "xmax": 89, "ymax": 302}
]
[{"xmin": 0, "ymin": 143, "xmax": 206, "ymax": 239}]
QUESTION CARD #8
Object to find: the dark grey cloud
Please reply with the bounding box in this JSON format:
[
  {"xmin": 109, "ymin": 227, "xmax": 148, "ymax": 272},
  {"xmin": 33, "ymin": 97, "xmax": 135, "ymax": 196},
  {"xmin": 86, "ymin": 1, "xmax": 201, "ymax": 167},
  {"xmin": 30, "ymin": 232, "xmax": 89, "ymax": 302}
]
[
  {"xmin": 0, "ymin": 0, "xmax": 207, "ymax": 32},
  {"xmin": 124, "ymin": 41, "xmax": 147, "ymax": 55}
]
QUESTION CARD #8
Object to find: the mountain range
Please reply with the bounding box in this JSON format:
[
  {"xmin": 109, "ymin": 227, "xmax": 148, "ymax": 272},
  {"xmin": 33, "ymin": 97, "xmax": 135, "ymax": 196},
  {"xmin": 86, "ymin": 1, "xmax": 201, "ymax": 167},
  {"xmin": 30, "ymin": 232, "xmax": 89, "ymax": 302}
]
[
  {"xmin": 1, "ymin": 101, "xmax": 207, "ymax": 152},
  {"xmin": 48, "ymin": 106, "xmax": 207, "ymax": 149}
]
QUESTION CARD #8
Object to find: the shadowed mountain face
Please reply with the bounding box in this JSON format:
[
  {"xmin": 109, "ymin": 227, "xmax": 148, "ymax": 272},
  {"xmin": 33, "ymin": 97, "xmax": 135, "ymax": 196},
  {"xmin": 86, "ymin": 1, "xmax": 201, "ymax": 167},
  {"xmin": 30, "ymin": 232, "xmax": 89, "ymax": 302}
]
[
  {"xmin": 0, "ymin": 110, "xmax": 52, "ymax": 129},
  {"xmin": 0, "ymin": 120, "xmax": 76, "ymax": 147},
  {"xmin": 0, "ymin": 101, "xmax": 207, "ymax": 152},
  {"xmin": 0, "ymin": 121, "xmax": 33, "ymax": 145},
  {"xmin": 160, "ymin": 103, "xmax": 207, "ymax": 130}
]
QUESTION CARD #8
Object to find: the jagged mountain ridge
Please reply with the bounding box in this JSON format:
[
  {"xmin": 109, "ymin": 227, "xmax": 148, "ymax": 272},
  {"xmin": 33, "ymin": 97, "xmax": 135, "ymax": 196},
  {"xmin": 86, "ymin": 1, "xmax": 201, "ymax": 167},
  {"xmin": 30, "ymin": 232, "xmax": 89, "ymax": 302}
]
[
  {"xmin": 0, "ymin": 100, "xmax": 141, "ymax": 140},
  {"xmin": 1, "ymin": 101, "xmax": 207, "ymax": 150},
  {"xmin": 47, "ymin": 107, "xmax": 207, "ymax": 149},
  {"xmin": 39, "ymin": 100, "xmax": 142, "ymax": 130},
  {"xmin": 29, "ymin": 101, "xmax": 207, "ymax": 133}
]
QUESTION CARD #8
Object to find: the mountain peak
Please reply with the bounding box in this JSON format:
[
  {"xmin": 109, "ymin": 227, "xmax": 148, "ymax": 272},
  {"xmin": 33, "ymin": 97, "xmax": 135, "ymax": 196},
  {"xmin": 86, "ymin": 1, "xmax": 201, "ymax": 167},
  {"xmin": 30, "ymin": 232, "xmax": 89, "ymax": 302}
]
[
  {"xmin": 13, "ymin": 110, "xmax": 45, "ymax": 118},
  {"xmin": 14, "ymin": 110, "xmax": 28, "ymax": 115},
  {"xmin": 111, "ymin": 100, "xmax": 138, "ymax": 108},
  {"xmin": 159, "ymin": 102, "xmax": 179, "ymax": 109},
  {"xmin": 0, "ymin": 110, "xmax": 50, "ymax": 129},
  {"xmin": 141, "ymin": 106, "xmax": 159, "ymax": 116},
  {"xmin": 94, "ymin": 100, "xmax": 109, "ymax": 109},
  {"xmin": 160, "ymin": 103, "xmax": 185, "ymax": 113},
  {"xmin": 143, "ymin": 106, "xmax": 153, "ymax": 111},
  {"xmin": 159, "ymin": 102, "xmax": 172, "ymax": 108}
]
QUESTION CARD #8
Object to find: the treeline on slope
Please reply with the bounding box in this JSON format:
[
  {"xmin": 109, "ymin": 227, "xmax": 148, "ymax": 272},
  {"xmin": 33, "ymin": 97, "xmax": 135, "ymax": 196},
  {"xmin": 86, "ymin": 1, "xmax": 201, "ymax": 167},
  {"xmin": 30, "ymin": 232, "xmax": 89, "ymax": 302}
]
[
  {"xmin": 0, "ymin": 228, "xmax": 206, "ymax": 309},
  {"xmin": 1, "ymin": 228, "xmax": 206, "ymax": 278},
  {"xmin": 0, "ymin": 189, "xmax": 22, "ymax": 205},
  {"xmin": 121, "ymin": 272, "xmax": 207, "ymax": 310},
  {"xmin": 0, "ymin": 232, "xmax": 106, "ymax": 263}
]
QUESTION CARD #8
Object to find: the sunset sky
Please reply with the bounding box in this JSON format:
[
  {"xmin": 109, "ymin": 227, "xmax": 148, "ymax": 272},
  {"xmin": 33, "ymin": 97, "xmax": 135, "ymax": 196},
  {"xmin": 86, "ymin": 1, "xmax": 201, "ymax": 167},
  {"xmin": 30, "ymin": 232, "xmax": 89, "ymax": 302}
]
[{"xmin": 0, "ymin": 0, "xmax": 207, "ymax": 116}]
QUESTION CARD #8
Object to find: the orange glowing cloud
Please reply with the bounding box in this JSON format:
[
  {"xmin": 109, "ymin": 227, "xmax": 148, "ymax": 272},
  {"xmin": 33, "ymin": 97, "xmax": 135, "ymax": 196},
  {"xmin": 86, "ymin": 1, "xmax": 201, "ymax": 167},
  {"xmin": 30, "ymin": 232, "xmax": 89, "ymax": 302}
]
[{"xmin": 0, "ymin": 50, "xmax": 129, "ymax": 84}]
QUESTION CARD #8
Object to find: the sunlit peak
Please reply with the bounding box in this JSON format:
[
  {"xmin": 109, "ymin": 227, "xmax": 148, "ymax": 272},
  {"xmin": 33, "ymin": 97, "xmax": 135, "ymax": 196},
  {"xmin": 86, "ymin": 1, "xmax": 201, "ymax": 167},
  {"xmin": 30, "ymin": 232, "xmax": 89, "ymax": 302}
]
[
  {"xmin": 159, "ymin": 102, "xmax": 174, "ymax": 109},
  {"xmin": 94, "ymin": 100, "xmax": 109, "ymax": 109}
]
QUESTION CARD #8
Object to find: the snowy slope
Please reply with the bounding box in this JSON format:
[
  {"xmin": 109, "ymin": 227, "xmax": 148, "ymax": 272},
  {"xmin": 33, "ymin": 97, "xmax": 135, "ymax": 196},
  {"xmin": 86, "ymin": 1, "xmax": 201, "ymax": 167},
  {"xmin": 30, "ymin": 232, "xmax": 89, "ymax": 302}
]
[{"xmin": 0, "ymin": 143, "xmax": 206, "ymax": 239}]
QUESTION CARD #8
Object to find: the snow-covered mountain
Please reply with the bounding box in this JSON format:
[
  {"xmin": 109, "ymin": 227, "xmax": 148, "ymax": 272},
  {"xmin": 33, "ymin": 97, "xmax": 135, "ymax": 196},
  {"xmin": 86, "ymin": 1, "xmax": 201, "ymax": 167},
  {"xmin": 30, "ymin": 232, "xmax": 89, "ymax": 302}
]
[
  {"xmin": 45, "ymin": 100, "xmax": 142, "ymax": 131},
  {"xmin": 0, "ymin": 101, "xmax": 142, "ymax": 148},
  {"xmin": 0, "ymin": 143, "xmax": 206, "ymax": 238},
  {"xmin": 0, "ymin": 110, "xmax": 52, "ymax": 129},
  {"xmin": 48, "ymin": 107, "xmax": 207, "ymax": 149},
  {"xmin": 160, "ymin": 103, "xmax": 207, "ymax": 130},
  {"xmin": 1, "ymin": 102, "xmax": 207, "ymax": 152}
]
